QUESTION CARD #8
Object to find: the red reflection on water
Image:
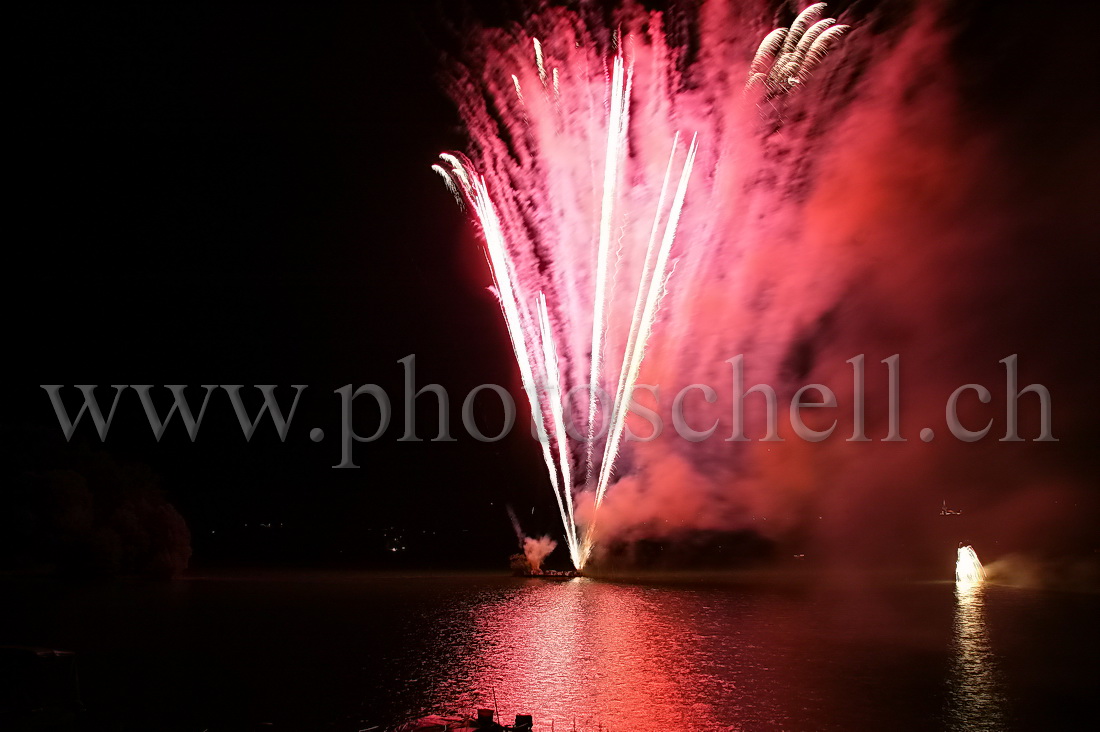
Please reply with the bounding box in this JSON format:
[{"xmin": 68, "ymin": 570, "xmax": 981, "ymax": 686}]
[{"xmin": 460, "ymin": 579, "xmax": 719, "ymax": 729}]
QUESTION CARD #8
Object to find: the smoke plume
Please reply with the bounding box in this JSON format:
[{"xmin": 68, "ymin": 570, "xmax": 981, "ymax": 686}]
[{"xmin": 523, "ymin": 535, "xmax": 558, "ymax": 572}]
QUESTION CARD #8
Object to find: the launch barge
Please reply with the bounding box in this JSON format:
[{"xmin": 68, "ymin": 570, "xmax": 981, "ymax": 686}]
[
  {"xmin": 513, "ymin": 568, "xmax": 582, "ymax": 579},
  {"xmin": 508, "ymin": 551, "xmax": 581, "ymax": 578}
]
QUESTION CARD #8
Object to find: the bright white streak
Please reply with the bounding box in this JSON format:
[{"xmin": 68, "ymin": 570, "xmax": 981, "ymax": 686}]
[
  {"xmin": 537, "ymin": 294, "xmax": 580, "ymax": 566},
  {"xmin": 439, "ymin": 153, "xmax": 470, "ymax": 187},
  {"xmin": 594, "ymin": 134, "xmax": 699, "ymax": 509},
  {"xmin": 431, "ymin": 164, "xmax": 464, "ymax": 208},
  {"xmin": 533, "ymin": 38, "xmax": 547, "ymax": 87},
  {"xmin": 593, "ymin": 133, "xmax": 681, "ymax": 508},
  {"xmin": 459, "ymin": 169, "xmax": 579, "ymax": 568},
  {"xmin": 585, "ymin": 51, "xmax": 632, "ymax": 483}
]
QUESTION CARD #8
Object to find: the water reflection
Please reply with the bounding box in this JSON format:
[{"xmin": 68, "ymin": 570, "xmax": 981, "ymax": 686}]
[
  {"xmin": 431, "ymin": 579, "xmax": 723, "ymax": 729},
  {"xmin": 947, "ymin": 582, "xmax": 1007, "ymax": 731},
  {"xmin": 405, "ymin": 577, "xmax": 1032, "ymax": 730}
]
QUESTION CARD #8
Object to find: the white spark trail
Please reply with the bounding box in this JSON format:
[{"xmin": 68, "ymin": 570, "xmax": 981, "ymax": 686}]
[
  {"xmin": 534, "ymin": 38, "xmax": 547, "ymax": 87},
  {"xmin": 746, "ymin": 3, "xmax": 848, "ymax": 93},
  {"xmin": 431, "ymin": 164, "xmax": 464, "ymax": 209},
  {"xmin": 439, "ymin": 153, "xmax": 470, "ymax": 187},
  {"xmin": 460, "ymin": 169, "xmax": 578, "ymax": 564},
  {"xmin": 750, "ymin": 28, "xmax": 788, "ymax": 75},
  {"xmin": 781, "ymin": 3, "xmax": 827, "ymax": 55},
  {"xmin": 594, "ymin": 133, "xmax": 681, "ymax": 507},
  {"xmin": 537, "ymin": 294, "xmax": 580, "ymax": 565},
  {"xmin": 594, "ymin": 133, "xmax": 699, "ymax": 508},
  {"xmin": 586, "ymin": 51, "xmax": 632, "ymax": 483}
]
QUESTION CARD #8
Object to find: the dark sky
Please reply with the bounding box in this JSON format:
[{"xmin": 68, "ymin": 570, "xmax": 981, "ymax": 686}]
[{"xmin": 7, "ymin": 2, "xmax": 563, "ymax": 566}]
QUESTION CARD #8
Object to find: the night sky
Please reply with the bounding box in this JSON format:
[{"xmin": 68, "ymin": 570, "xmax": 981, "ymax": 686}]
[
  {"xmin": 6, "ymin": 0, "xmax": 1099, "ymax": 573},
  {"xmin": 7, "ymin": 2, "xmax": 560, "ymax": 568}
]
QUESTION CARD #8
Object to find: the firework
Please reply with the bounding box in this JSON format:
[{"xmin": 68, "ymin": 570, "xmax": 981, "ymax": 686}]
[
  {"xmin": 746, "ymin": 3, "xmax": 849, "ymax": 95},
  {"xmin": 438, "ymin": 4, "xmax": 850, "ymax": 568},
  {"xmin": 956, "ymin": 545, "xmax": 986, "ymax": 585}
]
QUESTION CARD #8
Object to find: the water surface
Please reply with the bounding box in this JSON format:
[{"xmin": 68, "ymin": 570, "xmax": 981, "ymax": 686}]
[{"xmin": 1, "ymin": 572, "xmax": 1094, "ymax": 730}]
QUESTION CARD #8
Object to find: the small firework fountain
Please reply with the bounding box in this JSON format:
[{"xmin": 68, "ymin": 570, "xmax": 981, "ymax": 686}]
[
  {"xmin": 435, "ymin": 3, "xmax": 850, "ymax": 570},
  {"xmin": 956, "ymin": 545, "xmax": 986, "ymax": 585}
]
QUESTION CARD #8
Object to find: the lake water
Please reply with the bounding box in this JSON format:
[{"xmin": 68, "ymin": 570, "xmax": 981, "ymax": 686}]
[{"xmin": 1, "ymin": 572, "xmax": 1095, "ymax": 730}]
